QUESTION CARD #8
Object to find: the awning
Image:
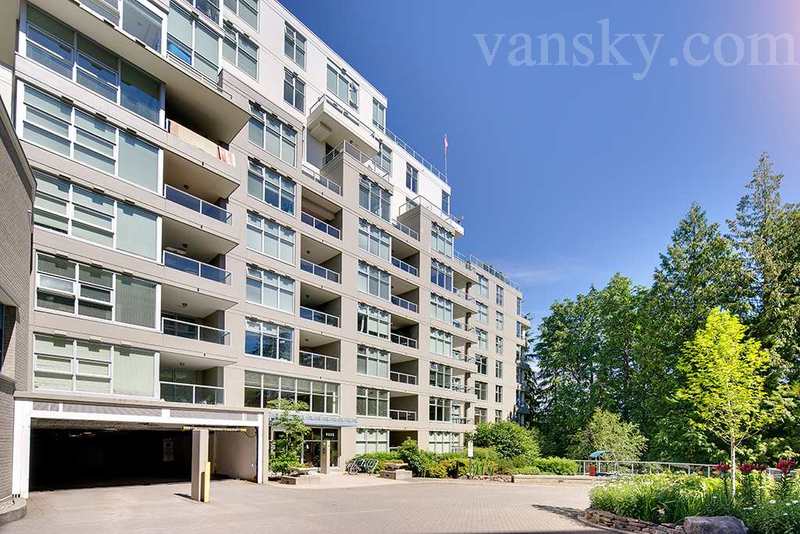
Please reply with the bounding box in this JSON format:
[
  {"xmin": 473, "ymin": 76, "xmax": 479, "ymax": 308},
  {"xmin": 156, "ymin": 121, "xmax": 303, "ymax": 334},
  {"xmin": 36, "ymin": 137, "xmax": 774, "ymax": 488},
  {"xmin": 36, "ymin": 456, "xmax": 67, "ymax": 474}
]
[{"xmin": 268, "ymin": 412, "xmax": 358, "ymax": 428}]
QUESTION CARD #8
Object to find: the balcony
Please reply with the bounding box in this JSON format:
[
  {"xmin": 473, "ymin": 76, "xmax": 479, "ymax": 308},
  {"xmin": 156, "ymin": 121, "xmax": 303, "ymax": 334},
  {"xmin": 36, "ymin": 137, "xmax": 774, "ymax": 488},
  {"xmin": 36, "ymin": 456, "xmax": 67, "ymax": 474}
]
[
  {"xmin": 399, "ymin": 195, "xmax": 463, "ymax": 237},
  {"xmin": 166, "ymin": 119, "xmax": 235, "ymax": 166},
  {"xmin": 389, "ymin": 391, "xmax": 418, "ymax": 421},
  {"xmin": 391, "ymin": 295, "xmax": 417, "ymax": 313},
  {"xmin": 299, "ymin": 330, "xmax": 341, "ymax": 372},
  {"xmin": 161, "ymin": 217, "xmax": 235, "ymax": 286},
  {"xmin": 390, "ymin": 371, "xmax": 417, "ymax": 385},
  {"xmin": 163, "ymin": 251, "xmax": 230, "ymax": 285},
  {"xmin": 390, "ymin": 313, "xmax": 418, "ymax": 350},
  {"xmin": 301, "ymin": 188, "xmax": 342, "ymax": 240},
  {"xmin": 390, "ymin": 332, "xmax": 417, "ymax": 349},
  {"xmin": 391, "ymin": 256, "xmax": 418, "ymax": 277},
  {"xmin": 164, "ymin": 185, "xmax": 231, "ymax": 224},
  {"xmin": 162, "ymin": 317, "xmax": 229, "ymax": 345},
  {"xmin": 308, "ymin": 95, "xmax": 379, "ymax": 157},
  {"xmin": 390, "ymin": 276, "xmax": 419, "ymax": 315},
  {"xmin": 300, "ymin": 235, "xmax": 341, "ymax": 284},
  {"xmin": 301, "ymin": 165, "xmax": 342, "ymax": 196},
  {"xmin": 390, "ymin": 354, "xmax": 418, "ymax": 386},
  {"xmin": 161, "ymin": 381, "xmax": 223, "ymax": 404},
  {"xmin": 159, "ymin": 356, "xmax": 225, "ymax": 405},
  {"xmin": 299, "ymin": 350, "xmax": 340, "ymax": 372},
  {"xmin": 301, "ymin": 259, "xmax": 340, "ymax": 284},
  {"xmin": 300, "ymin": 283, "xmax": 341, "ymax": 328},
  {"xmin": 389, "ymin": 409, "xmax": 417, "ymax": 421},
  {"xmin": 450, "ymin": 416, "xmax": 468, "ymax": 424}
]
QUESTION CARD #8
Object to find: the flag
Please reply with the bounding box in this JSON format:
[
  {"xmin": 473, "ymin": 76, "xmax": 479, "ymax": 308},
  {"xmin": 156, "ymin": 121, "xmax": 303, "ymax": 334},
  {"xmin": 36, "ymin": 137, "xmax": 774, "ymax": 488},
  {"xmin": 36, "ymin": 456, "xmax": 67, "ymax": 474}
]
[{"xmin": 443, "ymin": 134, "xmax": 449, "ymax": 155}]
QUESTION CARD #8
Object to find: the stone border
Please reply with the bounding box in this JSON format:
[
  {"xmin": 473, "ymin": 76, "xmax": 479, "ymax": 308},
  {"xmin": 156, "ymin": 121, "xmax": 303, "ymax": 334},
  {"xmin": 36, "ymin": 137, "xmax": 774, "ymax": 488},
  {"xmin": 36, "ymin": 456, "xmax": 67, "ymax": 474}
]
[
  {"xmin": 583, "ymin": 509, "xmax": 685, "ymax": 533},
  {"xmin": 0, "ymin": 498, "xmax": 27, "ymax": 526}
]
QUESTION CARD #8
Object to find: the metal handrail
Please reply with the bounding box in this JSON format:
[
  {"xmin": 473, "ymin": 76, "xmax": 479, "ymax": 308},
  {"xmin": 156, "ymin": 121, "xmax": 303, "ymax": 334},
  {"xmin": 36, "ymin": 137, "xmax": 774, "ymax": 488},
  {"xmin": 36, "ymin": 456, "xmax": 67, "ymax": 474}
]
[
  {"xmin": 299, "ymin": 306, "xmax": 340, "ymax": 327},
  {"xmin": 385, "ymin": 128, "xmax": 448, "ymax": 184},
  {"xmin": 389, "ymin": 409, "xmax": 417, "ymax": 421},
  {"xmin": 302, "ymin": 167, "xmax": 342, "ymax": 195},
  {"xmin": 391, "ymin": 295, "xmax": 418, "ymax": 313},
  {"xmin": 573, "ymin": 459, "xmax": 717, "ymax": 477},
  {"xmin": 398, "ymin": 195, "xmax": 463, "ymax": 226},
  {"xmin": 451, "ymin": 287, "xmax": 473, "ymax": 301},
  {"xmin": 163, "ymin": 251, "xmax": 230, "ymax": 284},
  {"xmin": 322, "ymin": 139, "xmax": 389, "ymax": 180},
  {"xmin": 391, "ymin": 256, "xmax": 418, "ymax": 276},
  {"xmin": 164, "ymin": 184, "xmax": 231, "ymax": 223},
  {"xmin": 161, "ymin": 317, "xmax": 229, "ymax": 345},
  {"xmin": 301, "ymin": 211, "xmax": 341, "ymax": 239},
  {"xmin": 390, "ymin": 371, "xmax": 417, "ymax": 385},
  {"xmin": 299, "ymin": 350, "xmax": 340, "ymax": 372},
  {"xmin": 392, "ymin": 220, "xmax": 419, "ymax": 241},
  {"xmin": 300, "ymin": 258, "xmax": 340, "ymax": 283},
  {"xmin": 390, "ymin": 332, "xmax": 417, "ymax": 349},
  {"xmin": 160, "ymin": 381, "xmax": 223, "ymax": 405}
]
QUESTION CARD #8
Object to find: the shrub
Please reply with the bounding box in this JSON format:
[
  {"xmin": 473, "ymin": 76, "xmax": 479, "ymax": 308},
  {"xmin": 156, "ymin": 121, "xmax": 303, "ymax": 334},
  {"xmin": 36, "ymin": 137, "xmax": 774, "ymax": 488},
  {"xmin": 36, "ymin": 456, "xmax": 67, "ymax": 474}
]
[
  {"xmin": 531, "ymin": 457, "xmax": 579, "ymax": 475},
  {"xmin": 513, "ymin": 466, "xmax": 542, "ymax": 475},
  {"xmin": 471, "ymin": 421, "xmax": 540, "ymax": 459},
  {"xmin": 568, "ymin": 408, "xmax": 647, "ymax": 461},
  {"xmin": 439, "ymin": 457, "xmax": 470, "ymax": 478},
  {"xmin": 270, "ymin": 451, "xmax": 302, "ymax": 476}
]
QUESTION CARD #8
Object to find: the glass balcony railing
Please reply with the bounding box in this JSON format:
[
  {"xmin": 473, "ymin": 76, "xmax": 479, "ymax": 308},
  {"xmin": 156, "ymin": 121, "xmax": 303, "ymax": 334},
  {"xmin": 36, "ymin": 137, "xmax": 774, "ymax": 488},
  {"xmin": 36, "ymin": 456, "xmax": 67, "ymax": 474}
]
[
  {"xmin": 299, "ymin": 350, "xmax": 340, "ymax": 372},
  {"xmin": 389, "ymin": 409, "xmax": 417, "ymax": 421},
  {"xmin": 391, "ymin": 295, "xmax": 418, "ymax": 313},
  {"xmin": 300, "ymin": 259, "xmax": 340, "ymax": 283},
  {"xmin": 160, "ymin": 381, "xmax": 223, "ymax": 405},
  {"xmin": 303, "ymin": 168, "xmax": 342, "ymax": 196},
  {"xmin": 301, "ymin": 211, "xmax": 341, "ymax": 239},
  {"xmin": 390, "ymin": 332, "xmax": 417, "ymax": 349},
  {"xmin": 391, "ymin": 256, "xmax": 418, "ymax": 276},
  {"xmin": 390, "ymin": 371, "xmax": 417, "ymax": 385},
  {"xmin": 163, "ymin": 251, "xmax": 230, "ymax": 284},
  {"xmin": 450, "ymin": 416, "xmax": 468, "ymax": 424},
  {"xmin": 164, "ymin": 185, "xmax": 231, "ymax": 224},
  {"xmin": 299, "ymin": 306, "xmax": 340, "ymax": 327},
  {"xmin": 161, "ymin": 317, "xmax": 229, "ymax": 345},
  {"xmin": 392, "ymin": 220, "xmax": 419, "ymax": 241}
]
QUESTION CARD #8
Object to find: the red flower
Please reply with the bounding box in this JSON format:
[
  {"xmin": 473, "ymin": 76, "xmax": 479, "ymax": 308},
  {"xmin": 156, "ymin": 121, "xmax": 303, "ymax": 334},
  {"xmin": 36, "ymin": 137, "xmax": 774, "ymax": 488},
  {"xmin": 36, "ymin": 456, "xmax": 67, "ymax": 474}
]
[
  {"xmin": 715, "ymin": 462, "xmax": 731, "ymax": 474},
  {"xmin": 739, "ymin": 463, "xmax": 756, "ymax": 475},
  {"xmin": 776, "ymin": 458, "xmax": 796, "ymax": 476},
  {"xmin": 755, "ymin": 464, "xmax": 768, "ymax": 472}
]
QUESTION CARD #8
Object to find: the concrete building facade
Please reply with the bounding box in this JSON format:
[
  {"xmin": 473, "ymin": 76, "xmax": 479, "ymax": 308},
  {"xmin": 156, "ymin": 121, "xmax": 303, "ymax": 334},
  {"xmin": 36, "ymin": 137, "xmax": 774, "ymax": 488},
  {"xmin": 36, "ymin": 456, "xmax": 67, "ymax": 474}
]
[{"xmin": 2, "ymin": 0, "xmax": 530, "ymax": 496}]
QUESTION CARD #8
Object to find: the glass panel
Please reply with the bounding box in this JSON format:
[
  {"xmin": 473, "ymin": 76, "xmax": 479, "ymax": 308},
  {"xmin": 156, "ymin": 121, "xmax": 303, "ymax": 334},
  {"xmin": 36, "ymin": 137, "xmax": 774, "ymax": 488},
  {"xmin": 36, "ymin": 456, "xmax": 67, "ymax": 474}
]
[
  {"xmin": 116, "ymin": 203, "xmax": 158, "ymax": 259},
  {"xmin": 118, "ymin": 132, "xmax": 159, "ymax": 191},
  {"xmin": 120, "ymin": 63, "xmax": 160, "ymax": 123},
  {"xmin": 113, "ymin": 347, "xmax": 156, "ymax": 396},
  {"xmin": 115, "ymin": 275, "xmax": 157, "ymax": 328},
  {"xmin": 123, "ymin": 0, "xmax": 163, "ymax": 52}
]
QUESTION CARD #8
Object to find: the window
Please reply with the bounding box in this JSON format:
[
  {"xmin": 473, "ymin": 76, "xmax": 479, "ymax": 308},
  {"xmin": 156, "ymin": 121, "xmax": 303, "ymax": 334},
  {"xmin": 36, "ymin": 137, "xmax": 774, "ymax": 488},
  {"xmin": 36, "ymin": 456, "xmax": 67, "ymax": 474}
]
[
  {"xmin": 496, "ymin": 285, "xmax": 504, "ymax": 306},
  {"xmin": 19, "ymin": 84, "xmax": 161, "ymax": 192},
  {"xmin": 377, "ymin": 142, "xmax": 392, "ymax": 173},
  {"xmin": 357, "ymin": 387, "xmax": 388, "ymax": 417},
  {"xmin": 476, "ymin": 329, "xmax": 488, "ymax": 350},
  {"xmin": 431, "ymin": 223, "xmax": 454, "ymax": 258},
  {"xmin": 224, "ymin": 0, "xmax": 258, "ymax": 29},
  {"xmin": 247, "ymin": 161, "xmax": 296, "ymax": 213},
  {"xmin": 428, "ymin": 431, "xmax": 459, "ymax": 453},
  {"xmin": 33, "ymin": 333, "xmax": 156, "ymax": 396},
  {"xmin": 33, "ymin": 172, "xmax": 159, "ymax": 260},
  {"xmin": 372, "ymin": 99, "xmax": 386, "ymax": 131},
  {"xmin": 474, "ymin": 381, "xmax": 487, "ymax": 401},
  {"xmin": 429, "ymin": 397, "xmax": 451, "ymax": 422},
  {"xmin": 245, "ymin": 318, "xmax": 292, "ymax": 361},
  {"xmin": 222, "ymin": 22, "xmax": 258, "ymax": 79},
  {"xmin": 516, "ymin": 321, "xmax": 524, "ymax": 339},
  {"xmin": 430, "ymin": 260, "xmax": 453, "ymax": 291},
  {"xmin": 441, "ymin": 191, "xmax": 451, "ymax": 214},
  {"xmin": 477, "ymin": 303, "xmax": 488, "ymax": 324},
  {"xmin": 477, "ymin": 275, "xmax": 488, "ymax": 298},
  {"xmin": 122, "ymin": 0, "xmax": 164, "ymax": 52},
  {"xmin": 429, "ymin": 294, "xmax": 453, "ymax": 324},
  {"xmin": 168, "ymin": 4, "xmax": 220, "ymax": 80},
  {"xmin": 357, "ymin": 303, "xmax": 389, "ymax": 339},
  {"xmin": 496, "ymin": 311, "xmax": 504, "ymax": 330},
  {"xmin": 25, "ymin": 7, "xmax": 161, "ymax": 124},
  {"xmin": 358, "ymin": 219, "xmax": 390, "ymax": 260},
  {"xmin": 517, "ymin": 296, "xmax": 523, "ymax": 315},
  {"xmin": 429, "ymin": 362, "xmax": 452, "ymax": 389},
  {"xmin": 359, "ymin": 176, "xmax": 391, "ymax": 220},
  {"xmin": 358, "ymin": 261, "xmax": 390, "ymax": 301},
  {"xmin": 495, "ymin": 360, "xmax": 504, "ymax": 379},
  {"xmin": 495, "ymin": 336, "xmax": 504, "ymax": 355},
  {"xmin": 474, "ymin": 407, "xmax": 487, "ymax": 424},
  {"xmin": 246, "ymin": 211, "xmax": 294, "ymax": 264},
  {"xmin": 327, "ymin": 63, "xmax": 358, "ymax": 108},
  {"xmin": 284, "ymin": 24, "xmax": 306, "ymax": 68},
  {"xmin": 475, "ymin": 354, "xmax": 487, "ymax": 375},
  {"xmin": 357, "ymin": 345, "xmax": 389, "ymax": 378},
  {"xmin": 248, "ymin": 106, "xmax": 297, "ymax": 166},
  {"xmin": 495, "ymin": 409, "xmax": 503, "ymax": 423},
  {"xmin": 245, "ymin": 371, "xmax": 338, "ymax": 413},
  {"xmin": 356, "ymin": 428, "xmax": 389, "ymax": 454},
  {"xmin": 429, "ymin": 328, "xmax": 452, "ymax": 358},
  {"xmin": 246, "ymin": 265, "xmax": 294, "ymax": 313},
  {"xmin": 495, "ymin": 385, "xmax": 503, "ymax": 403},
  {"xmin": 283, "ymin": 69, "xmax": 305, "ymax": 111},
  {"xmin": 405, "ymin": 164, "xmax": 418, "ymax": 193},
  {"xmin": 36, "ymin": 253, "xmax": 157, "ymax": 328}
]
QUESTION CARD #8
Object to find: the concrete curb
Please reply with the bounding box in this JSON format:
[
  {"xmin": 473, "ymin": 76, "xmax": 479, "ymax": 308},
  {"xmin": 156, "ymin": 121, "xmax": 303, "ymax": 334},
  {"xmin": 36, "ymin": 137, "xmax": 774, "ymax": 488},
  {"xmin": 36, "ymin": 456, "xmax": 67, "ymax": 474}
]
[
  {"xmin": 0, "ymin": 498, "xmax": 27, "ymax": 525},
  {"xmin": 512, "ymin": 475, "xmax": 607, "ymax": 485}
]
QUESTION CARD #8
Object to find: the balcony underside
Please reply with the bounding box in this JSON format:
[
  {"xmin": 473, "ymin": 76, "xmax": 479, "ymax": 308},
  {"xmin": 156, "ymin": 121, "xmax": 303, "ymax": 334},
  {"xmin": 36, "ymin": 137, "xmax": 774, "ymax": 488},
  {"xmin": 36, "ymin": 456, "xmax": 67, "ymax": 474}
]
[{"xmin": 308, "ymin": 96, "xmax": 378, "ymax": 156}]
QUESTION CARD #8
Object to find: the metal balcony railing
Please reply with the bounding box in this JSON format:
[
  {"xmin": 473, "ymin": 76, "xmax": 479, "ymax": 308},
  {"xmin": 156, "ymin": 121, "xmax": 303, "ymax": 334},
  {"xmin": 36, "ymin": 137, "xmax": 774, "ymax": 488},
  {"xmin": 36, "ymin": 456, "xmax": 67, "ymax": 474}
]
[
  {"xmin": 450, "ymin": 416, "xmax": 468, "ymax": 424},
  {"xmin": 161, "ymin": 317, "xmax": 229, "ymax": 345},
  {"xmin": 391, "ymin": 256, "xmax": 418, "ymax": 276},
  {"xmin": 299, "ymin": 350, "xmax": 340, "ymax": 372},
  {"xmin": 164, "ymin": 185, "xmax": 231, "ymax": 224},
  {"xmin": 389, "ymin": 409, "xmax": 417, "ymax": 421},
  {"xmin": 390, "ymin": 371, "xmax": 417, "ymax": 385},
  {"xmin": 301, "ymin": 211, "xmax": 341, "ymax": 239},
  {"xmin": 392, "ymin": 220, "xmax": 419, "ymax": 241},
  {"xmin": 300, "ymin": 259, "xmax": 340, "ymax": 283},
  {"xmin": 299, "ymin": 306, "xmax": 340, "ymax": 327},
  {"xmin": 302, "ymin": 167, "xmax": 342, "ymax": 195},
  {"xmin": 391, "ymin": 295, "xmax": 418, "ymax": 313},
  {"xmin": 163, "ymin": 251, "xmax": 230, "ymax": 284},
  {"xmin": 385, "ymin": 128, "xmax": 448, "ymax": 184},
  {"xmin": 160, "ymin": 381, "xmax": 223, "ymax": 405},
  {"xmin": 390, "ymin": 332, "xmax": 417, "ymax": 349}
]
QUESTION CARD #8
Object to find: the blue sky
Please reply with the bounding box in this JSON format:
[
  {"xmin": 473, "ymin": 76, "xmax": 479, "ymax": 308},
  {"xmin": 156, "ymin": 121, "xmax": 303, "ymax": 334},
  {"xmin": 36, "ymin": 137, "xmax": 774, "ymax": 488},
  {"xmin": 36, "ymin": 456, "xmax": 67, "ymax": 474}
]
[{"xmin": 281, "ymin": 0, "xmax": 800, "ymax": 322}]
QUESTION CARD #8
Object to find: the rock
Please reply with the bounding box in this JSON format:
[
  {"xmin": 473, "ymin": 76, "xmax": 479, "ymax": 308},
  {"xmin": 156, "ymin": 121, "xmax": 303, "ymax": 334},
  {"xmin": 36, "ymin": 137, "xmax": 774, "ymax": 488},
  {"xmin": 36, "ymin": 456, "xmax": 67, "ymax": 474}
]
[{"xmin": 683, "ymin": 516, "xmax": 747, "ymax": 534}]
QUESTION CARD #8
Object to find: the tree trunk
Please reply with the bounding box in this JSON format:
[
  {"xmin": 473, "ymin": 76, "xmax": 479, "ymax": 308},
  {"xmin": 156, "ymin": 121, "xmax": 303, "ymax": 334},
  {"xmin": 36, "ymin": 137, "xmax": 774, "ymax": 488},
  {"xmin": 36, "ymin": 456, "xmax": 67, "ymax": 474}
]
[{"xmin": 731, "ymin": 440, "xmax": 737, "ymax": 499}]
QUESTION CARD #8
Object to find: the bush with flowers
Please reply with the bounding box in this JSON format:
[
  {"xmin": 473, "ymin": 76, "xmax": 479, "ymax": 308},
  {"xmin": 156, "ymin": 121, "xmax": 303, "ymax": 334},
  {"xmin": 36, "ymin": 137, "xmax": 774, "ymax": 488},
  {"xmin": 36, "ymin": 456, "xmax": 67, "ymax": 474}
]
[{"xmin": 589, "ymin": 459, "xmax": 800, "ymax": 533}]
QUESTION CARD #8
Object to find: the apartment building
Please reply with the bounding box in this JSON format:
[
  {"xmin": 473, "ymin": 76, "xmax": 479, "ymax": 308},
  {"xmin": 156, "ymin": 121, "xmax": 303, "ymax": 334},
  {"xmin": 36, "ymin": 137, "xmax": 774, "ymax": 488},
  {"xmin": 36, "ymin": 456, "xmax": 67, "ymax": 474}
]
[{"xmin": 2, "ymin": 0, "xmax": 530, "ymax": 496}]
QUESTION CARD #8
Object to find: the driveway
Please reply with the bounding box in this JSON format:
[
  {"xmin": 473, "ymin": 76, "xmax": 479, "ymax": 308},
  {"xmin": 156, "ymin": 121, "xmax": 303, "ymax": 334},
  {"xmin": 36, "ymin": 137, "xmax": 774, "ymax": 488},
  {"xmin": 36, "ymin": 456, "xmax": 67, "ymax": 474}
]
[{"xmin": 7, "ymin": 478, "xmax": 604, "ymax": 533}]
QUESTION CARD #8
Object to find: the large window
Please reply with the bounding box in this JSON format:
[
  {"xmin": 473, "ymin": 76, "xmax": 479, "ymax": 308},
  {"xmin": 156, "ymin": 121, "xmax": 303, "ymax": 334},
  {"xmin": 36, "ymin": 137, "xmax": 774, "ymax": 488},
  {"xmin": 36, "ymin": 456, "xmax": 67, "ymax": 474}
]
[
  {"xmin": 474, "ymin": 407, "xmax": 487, "ymax": 424},
  {"xmin": 474, "ymin": 381, "xmax": 487, "ymax": 401},
  {"xmin": 431, "ymin": 223, "xmax": 453, "ymax": 257},
  {"xmin": 224, "ymin": 0, "xmax": 258, "ymax": 29},
  {"xmin": 429, "ymin": 328, "xmax": 453, "ymax": 358},
  {"xmin": 356, "ymin": 428, "xmax": 389, "ymax": 454},
  {"xmin": 25, "ymin": 6, "xmax": 160, "ymax": 124},
  {"xmin": 168, "ymin": 4, "xmax": 220, "ymax": 81},
  {"xmin": 477, "ymin": 275, "xmax": 488, "ymax": 298},
  {"xmin": 358, "ymin": 219, "xmax": 390, "ymax": 260},
  {"xmin": 284, "ymin": 24, "xmax": 306, "ymax": 68},
  {"xmin": 357, "ymin": 303, "xmax": 390, "ymax": 339},
  {"xmin": 496, "ymin": 336, "xmax": 504, "ymax": 355},
  {"xmin": 496, "ymin": 360, "xmax": 504, "ymax": 378},
  {"xmin": 358, "ymin": 261, "xmax": 390, "ymax": 301},
  {"xmin": 223, "ymin": 22, "xmax": 258, "ymax": 79},
  {"xmin": 441, "ymin": 191, "xmax": 451, "ymax": 215},
  {"xmin": 495, "ymin": 409, "xmax": 503, "ymax": 423},
  {"xmin": 475, "ymin": 354, "xmax": 487, "ymax": 375},
  {"xmin": 245, "ymin": 318, "xmax": 292, "ymax": 361},
  {"xmin": 516, "ymin": 321, "xmax": 525, "ymax": 339},
  {"xmin": 405, "ymin": 164, "xmax": 418, "ymax": 193},
  {"xmin": 246, "ymin": 211, "xmax": 295, "ymax": 264},
  {"xmin": 429, "ymin": 397, "xmax": 451, "ymax": 422},
  {"xmin": 496, "ymin": 311, "xmax": 504, "ymax": 330},
  {"xmin": 33, "ymin": 171, "xmax": 159, "ymax": 260},
  {"xmin": 495, "ymin": 385, "xmax": 503, "ymax": 403},
  {"xmin": 377, "ymin": 142, "xmax": 392, "ymax": 173},
  {"xmin": 496, "ymin": 285, "xmax": 504, "ymax": 306},
  {"xmin": 357, "ymin": 387, "xmax": 388, "ymax": 417},
  {"xmin": 430, "ymin": 260, "xmax": 453, "ymax": 291},
  {"xmin": 245, "ymin": 371, "xmax": 338, "ymax": 413},
  {"xmin": 429, "ymin": 294, "xmax": 453, "ymax": 323},
  {"xmin": 327, "ymin": 63, "xmax": 358, "ymax": 108},
  {"xmin": 517, "ymin": 296, "xmax": 523, "ymax": 315},
  {"xmin": 36, "ymin": 253, "xmax": 157, "ymax": 328},
  {"xmin": 429, "ymin": 362, "xmax": 452, "ymax": 389},
  {"xmin": 248, "ymin": 106, "xmax": 297, "ymax": 166},
  {"xmin": 429, "ymin": 431, "xmax": 459, "ymax": 454},
  {"xmin": 372, "ymin": 99, "xmax": 386, "ymax": 131},
  {"xmin": 477, "ymin": 302, "xmax": 488, "ymax": 324},
  {"xmin": 359, "ymin": 176, "xmax": 391, "ymax": 221},
  {"xmin": 476, "ymin": 328, "xmax": 488, "ymax": 350},
  {"xmin": 357, "ymin": 345, "xmax": 389, "ymax": 378},
  {"xmin": 246, "ymin": 265, "xmax": 294, "ymax": 313},
  {"xmin": 19, "ymin": 84, "xmax": 161, "ymax": 192},
  {"xmin": 33, "ymin": 333, "xmax": 156, "ymax": 396},
  {"xmin": 247, "ymin": 161, "xmax": 296, "ymax": 214},
  {"xmin": 121, "ymin": 0, "xmax": 164, "ymax": 52},
  {"xmin": 283, "ymin": 69, "xmax": 305, "ymax": 112}
]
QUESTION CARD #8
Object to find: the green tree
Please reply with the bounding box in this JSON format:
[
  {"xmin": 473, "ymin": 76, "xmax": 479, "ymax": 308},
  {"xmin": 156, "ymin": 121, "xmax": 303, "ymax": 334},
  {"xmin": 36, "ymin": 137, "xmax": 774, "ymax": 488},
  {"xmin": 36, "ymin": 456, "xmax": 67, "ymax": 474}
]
[
  {"xmin": 567, "ymin": 408, "xmax": 647, "ymax": 461},
  {"xmin": 675, "ymin": 308, "xmax": 777, "ymax": 496},
  {"xmin": 469, "ymin": 421, "xmax": 540, "ymax": 459},
  {"xmin": 267, "ymin": 399, "xmax": 311, "ymax": 475}
]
